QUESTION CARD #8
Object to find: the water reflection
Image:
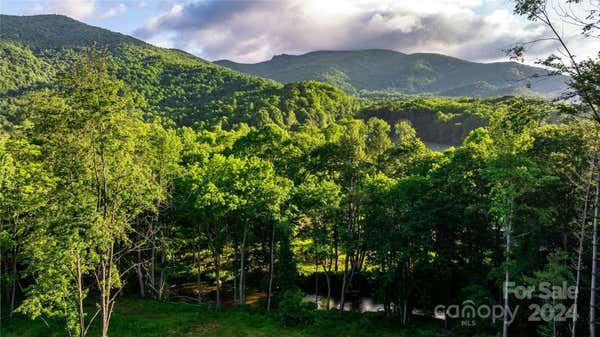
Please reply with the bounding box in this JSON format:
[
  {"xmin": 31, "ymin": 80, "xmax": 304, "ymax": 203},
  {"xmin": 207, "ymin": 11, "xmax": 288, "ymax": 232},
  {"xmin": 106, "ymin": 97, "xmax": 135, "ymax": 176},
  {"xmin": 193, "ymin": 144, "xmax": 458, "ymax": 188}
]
[{"xmin": 303, "ymin": 294, "xmax": 384, "ymax": 312}]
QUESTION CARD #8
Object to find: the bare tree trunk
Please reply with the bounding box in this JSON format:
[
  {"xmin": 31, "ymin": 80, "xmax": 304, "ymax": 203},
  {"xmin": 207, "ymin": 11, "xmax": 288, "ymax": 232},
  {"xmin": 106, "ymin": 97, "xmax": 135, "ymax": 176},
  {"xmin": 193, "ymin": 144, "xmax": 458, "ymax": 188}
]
[
  {"xmin": 76, "ymin": 258, "xmax": 86, "ymax": 337},
  {"xmin": 503, "ymin": 238, "xmax": 511, "ymax": 337},
  {"xmin": 572, "ymin": 158, "xmax": 595, "ymax": 337},
  {"xmin": 158, "ymin": 250, "xmax": 166, "ymax": 300},
  {"xmin": 590, "ymin": 154, "xmax": 600, "ymax": 337},
  {"xmin": 100, "ymin": 259, "xmax": 109, "ymax": 337},
  {"xmin": 233, "ymin": 272, "xmax": 237, "ymax": 304},
  {"xmin": 98, "ymin": 240, "xmax": 119, "ymax": 337},
  {"xmin": 503, "ymin": 198, "xmax": 513, "ymax": 337},
  {"xmin": 214, "ymin": 252, "xmax": 221, "ymax": 308},
  {"xmin": 325, "ymin": 271, "xmax": 331, "ymax": 310},
  {"xmin": 267, "ymin": 224, "xmax": 275, "ymax": 311},
  {"xmin": 136, "ymin": 240, "xmax": 145, "ymax": 298},
  {"xmin": 9, "ymin": 248, "xmax": 16, "ymax": 317},
  {"xmin": 341, "ymin": 190, "xmax": 354, "ymax": 310},
  {"xmin": 340, "ymin": 255, "xmax": 348, "ymax": 312},
  {"xmin": 196, "ymin": 250, "xmax": 202, "ymax": 304},
  {"xmin": 313, "ymin": 228, "xmax": 319, "ymax": 308},
  {"xmin": 232, "ymin": 241, "xmax": 238, "ymax": 304},
  {"xmin": 150, "ymin": 233, "xmax": 156, "ymax": 298},
  {"xmin": 239, "ymin": 224, "xmax": 248, "ymax": 306},
  {"xmin": 314, "ymin": 261, "xmax": 319, "ymax": 308},
  {"xmin": 403, "ymin": 300, "xmax": 408, "ymax": 326},
  {"xmin": 334, "ymin": 225, "xmax": 339, "ymax": 272}
]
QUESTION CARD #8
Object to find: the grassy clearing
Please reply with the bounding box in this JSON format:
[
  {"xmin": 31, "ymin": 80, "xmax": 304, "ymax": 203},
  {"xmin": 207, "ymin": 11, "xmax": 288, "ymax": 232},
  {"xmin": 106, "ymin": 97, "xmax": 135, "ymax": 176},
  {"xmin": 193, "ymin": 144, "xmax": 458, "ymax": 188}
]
[{"xmin": 1, "ymin": 297, "xmax": 447, "ymax": 337}]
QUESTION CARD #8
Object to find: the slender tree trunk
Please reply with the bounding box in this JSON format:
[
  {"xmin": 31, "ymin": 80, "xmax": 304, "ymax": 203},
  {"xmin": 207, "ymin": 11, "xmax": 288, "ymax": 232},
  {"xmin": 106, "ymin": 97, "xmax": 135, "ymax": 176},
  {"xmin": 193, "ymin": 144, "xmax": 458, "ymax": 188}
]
[
  {"xmin": 325, "ymin": 271, "xmax": 331, "ymax": 310},
  {"xmin": 134, "ymin": 219, "xmax": 145, "ymax": 298},
  {"xmin": 158, "ymin": 250, "xmax": 166, "ymax": 300},
  {"xmin": 150, "ymin": 233, "xmax": 156, "ymax": 298},
  {"xmin": 334, "ymin": 225, "xmax": 339, "ymax": 272},
  {"xmin": 101, "ymin": 260, "xmax": 111, "ymax": 337},
  {"xmin": 101, "ymin": 259, "xmax": 109, "ymax": 337},
  {"xmin": 314, "ymin": 261, "xmax": 319, "ymax": 308},
  {"xmin": 99, "ymin": 241, "xmax": 117, "ymax": 337},
  {"xmin": 214, "ymin": 252, "xmax": 221, "ymax": 308},
  {"xmin": 196, "ymin": 250, "xmax": 202, "ymax": 304},
  {"xmin": 136, "ymin": 240, "xmax": 145, "ymax": 298},
  {"xmin": 136, "ymin": 267, "xmax": 145, "ymax": 297},
  {"xmin": 76, "ymin": 258, "xmax": 86, "ymax": 337},
  {"xmin": 9, "ymin": 248, "xmax": 16, "ymax": 317},
  {"xmin": 233, "ymin": 272, "xmax": 237, "ymax": 304},
  {"xmin": 403, "ymin": 300, "xmax": 408, "ymax": 326},
  {"xmin": 314, "ymin": 227, "xmax": 319, "ymax": 308},
  {"xmin": 267, "ymin": 224, "xmax": 275, "ymax": 311},
  {"xmin": 503, "ymin": 199, "xmax": 513, "ymax": 337},
  {"xmin": 340, "ymin": 189, "xmax": 353, "ymax": 311},
  {"xmin": 572, "ymin": 158, "xmax": 595, "ymax": 337},
  {"xmin": 590, "ymin": 154, "xmax": 600, "ymax": 337},
  {"xmin": 503, "ymin": 241, "xmax": 511, "ymax": 337},
  {"xmin": 340, "ymin": 255, "xmax": 349, "ymax": 312},
  {"xmin": 239, "ymin": 224, "xmax": 248, "ymax": 305}
]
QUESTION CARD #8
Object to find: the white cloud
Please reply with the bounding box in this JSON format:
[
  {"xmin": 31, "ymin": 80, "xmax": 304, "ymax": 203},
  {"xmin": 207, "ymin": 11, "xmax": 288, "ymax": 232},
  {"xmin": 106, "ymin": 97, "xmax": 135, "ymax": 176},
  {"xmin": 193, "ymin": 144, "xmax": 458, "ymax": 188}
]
[
  {"xmin": 27, "ymin": 0, "xmax": 97, "ymax": 20},
  {"xmin": 100, "ymin": 3, "xmax": 127, "ymax": 19},
  {"xmin": 133, "ymin": 0, "xmax": 598, "ymax": 63}
]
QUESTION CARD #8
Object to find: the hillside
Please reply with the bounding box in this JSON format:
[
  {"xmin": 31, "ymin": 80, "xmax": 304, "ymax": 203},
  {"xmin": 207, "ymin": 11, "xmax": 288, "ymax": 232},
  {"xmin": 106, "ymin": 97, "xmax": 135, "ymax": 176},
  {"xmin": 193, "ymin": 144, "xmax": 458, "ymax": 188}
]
[
  {"xmin": 0, "ymin": 14, "xmax": 553, "ymax": 147},
  {"xmin": 216, "ymin": 49, "xmax": 568, "ymax": 98},
  {"xmin": 0, "ymin": 13, "xmax": 143, "ymax": 50},
  {"xmin": 0, "ymin": 15, "xmax": 357, "ymax": 129}
]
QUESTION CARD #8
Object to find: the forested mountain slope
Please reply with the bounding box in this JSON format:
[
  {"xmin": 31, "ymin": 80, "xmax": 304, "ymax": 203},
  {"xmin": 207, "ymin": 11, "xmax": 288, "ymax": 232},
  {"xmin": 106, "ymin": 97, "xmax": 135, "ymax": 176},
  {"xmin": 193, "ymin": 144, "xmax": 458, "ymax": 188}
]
[
  {"xmin": 0, "ymin": 15, "xmax": 556, "ymax": 146},
  {"xmin": 0, "ymin": 14, "xmax": 358, "ymax": 129},
  {"xmin": 216, "ymin": 49, "xmax": 568, "ymax": 98}
]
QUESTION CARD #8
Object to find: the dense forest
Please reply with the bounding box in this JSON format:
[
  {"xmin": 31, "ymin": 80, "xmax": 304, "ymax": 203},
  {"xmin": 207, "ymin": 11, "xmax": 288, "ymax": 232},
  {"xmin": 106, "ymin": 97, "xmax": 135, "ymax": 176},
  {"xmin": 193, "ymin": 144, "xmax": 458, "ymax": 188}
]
[
  {"xmin": 0, "ymin": 15, "xmax": 555, "ymax": 146},
  {"xmin": 216, "ymin": 49, "xmax": 568, "ymax": 98},
  {"xmin": 1, "ymin": 1, "xmax": 600, "ymax": 337}
]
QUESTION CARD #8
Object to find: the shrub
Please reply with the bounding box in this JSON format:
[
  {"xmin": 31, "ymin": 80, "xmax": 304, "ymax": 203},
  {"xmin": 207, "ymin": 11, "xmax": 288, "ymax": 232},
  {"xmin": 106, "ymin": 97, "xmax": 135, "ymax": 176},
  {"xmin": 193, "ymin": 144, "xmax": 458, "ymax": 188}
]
[{"xmin": 276, "ymin": 289, "xmax": 316, "ymax": 326}]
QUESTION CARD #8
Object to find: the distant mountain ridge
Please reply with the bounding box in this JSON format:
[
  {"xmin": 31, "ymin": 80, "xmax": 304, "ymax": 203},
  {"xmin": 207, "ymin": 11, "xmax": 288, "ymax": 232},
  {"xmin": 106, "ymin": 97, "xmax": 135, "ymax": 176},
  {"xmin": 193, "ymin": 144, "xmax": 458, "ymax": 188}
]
[
  {"xmin": 216, "ymin": 49, "xmax": 568, "ymax": 98},
  {"xmin": 0, "ymin": 14, "xmax": 556, "ymax": 147},
  {"xmin": 0, "ymin": 14, "xmax": 357, "ymax": 129}
]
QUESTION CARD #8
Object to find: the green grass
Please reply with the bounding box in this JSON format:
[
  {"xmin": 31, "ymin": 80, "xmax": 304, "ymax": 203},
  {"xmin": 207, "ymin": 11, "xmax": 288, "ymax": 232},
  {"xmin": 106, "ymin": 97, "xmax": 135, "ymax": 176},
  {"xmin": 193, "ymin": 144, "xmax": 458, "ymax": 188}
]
[{"xmin": 1, "ymin": 298, "xmax": 448, "ymax": 337}]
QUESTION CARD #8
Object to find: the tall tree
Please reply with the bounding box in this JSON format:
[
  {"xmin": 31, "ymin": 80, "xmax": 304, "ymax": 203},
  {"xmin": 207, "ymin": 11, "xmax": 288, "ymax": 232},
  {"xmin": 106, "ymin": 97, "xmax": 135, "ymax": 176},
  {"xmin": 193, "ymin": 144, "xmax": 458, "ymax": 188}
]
[
  {"xmin": 509, "ymin": 4, "xmax": 600, "ymax": 333},
  {"xmin": 18, "ymin": 46, "xmax": 160, "ymax": 337},
  {"xmin": 484, "ymin": 101, "xmax": 542, "ymax": 337},
  {"xmin": 0, "ymin": 134, "xmax": 53, "ymax": 320},
  {"xmin": 294, "ymin": 176, "xmax": 342, "ymax": 310}
]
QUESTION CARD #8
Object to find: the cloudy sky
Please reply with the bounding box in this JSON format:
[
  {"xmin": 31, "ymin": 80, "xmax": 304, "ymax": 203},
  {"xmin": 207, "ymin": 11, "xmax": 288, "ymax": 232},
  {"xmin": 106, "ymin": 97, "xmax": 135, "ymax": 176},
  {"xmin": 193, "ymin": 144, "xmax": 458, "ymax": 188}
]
[{"xmin": 1, "ymin": 0, "xmax": 597, "ymax": 63}]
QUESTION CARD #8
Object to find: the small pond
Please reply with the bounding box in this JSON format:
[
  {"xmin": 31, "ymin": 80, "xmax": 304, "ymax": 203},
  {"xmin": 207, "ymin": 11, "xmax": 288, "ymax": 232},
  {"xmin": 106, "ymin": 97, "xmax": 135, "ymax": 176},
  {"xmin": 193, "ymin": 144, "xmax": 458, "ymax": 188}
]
[{"xmin": 303, "ymin": 294, "xmax": 384, "ymax": 312}]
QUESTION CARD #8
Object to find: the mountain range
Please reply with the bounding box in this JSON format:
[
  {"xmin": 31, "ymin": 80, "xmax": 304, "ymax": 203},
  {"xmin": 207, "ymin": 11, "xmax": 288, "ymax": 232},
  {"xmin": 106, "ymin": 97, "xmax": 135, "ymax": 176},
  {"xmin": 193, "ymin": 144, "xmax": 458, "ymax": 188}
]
[
  {"xmin": 0, "ymin": 14, "xmax": 559, "ymax": 146},
  {"xmin": 216, "ymin": 49, "xmax": 568, "ymax": 98},
  {"xmin": 0, "ymin": 14, "xmax": 360, "ymax": 129}
]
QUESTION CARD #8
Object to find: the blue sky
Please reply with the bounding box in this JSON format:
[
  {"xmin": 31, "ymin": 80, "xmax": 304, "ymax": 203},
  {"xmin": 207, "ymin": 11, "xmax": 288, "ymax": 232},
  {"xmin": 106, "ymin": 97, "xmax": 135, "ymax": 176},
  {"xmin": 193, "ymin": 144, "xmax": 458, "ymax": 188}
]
[
  {"xmin": 1, "ymin": 1, "xmax": 164, "ymax": 33},
  {"xmin": 1, "ymin": 0, "xmax": 596, "ymax": 63}
]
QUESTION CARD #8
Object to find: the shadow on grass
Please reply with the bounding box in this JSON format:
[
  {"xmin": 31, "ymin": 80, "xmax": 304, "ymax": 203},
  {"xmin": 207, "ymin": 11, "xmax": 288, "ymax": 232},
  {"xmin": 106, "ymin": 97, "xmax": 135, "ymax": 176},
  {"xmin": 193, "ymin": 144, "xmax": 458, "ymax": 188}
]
[{"xmin": 1, "ymin": 297, "xmax": 448, "ymax": 337}]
